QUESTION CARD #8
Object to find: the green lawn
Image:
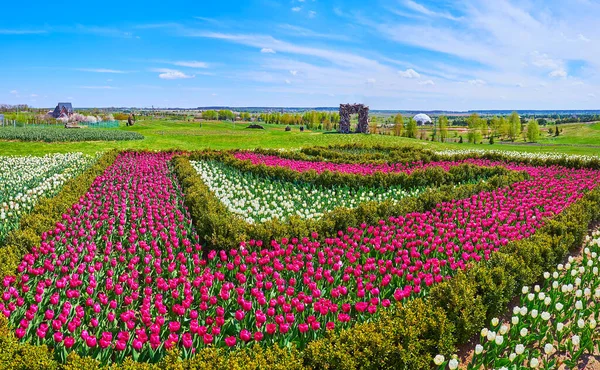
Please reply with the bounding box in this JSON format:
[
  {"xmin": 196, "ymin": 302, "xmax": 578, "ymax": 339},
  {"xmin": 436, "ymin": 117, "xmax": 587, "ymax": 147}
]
[{"xmin": 0, "ymin": 119, "xmax": 598, "ymax": 156}]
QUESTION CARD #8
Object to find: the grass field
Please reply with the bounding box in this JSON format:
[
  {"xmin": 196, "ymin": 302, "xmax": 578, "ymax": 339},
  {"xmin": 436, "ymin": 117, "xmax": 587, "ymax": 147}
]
[{"xmin": 0, "ymin": 119, "xmax": 599, "ymax": 156}]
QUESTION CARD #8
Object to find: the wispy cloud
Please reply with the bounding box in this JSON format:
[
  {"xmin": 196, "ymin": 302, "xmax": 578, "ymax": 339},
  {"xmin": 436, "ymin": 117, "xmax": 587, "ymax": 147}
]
[
  {"xmin": 261, "ymin": 48, "xmax": 276, "ymax": 53},
  {"xmin": 291, "ymin": 7, "xmax": 301, "ymax": 12},
  {"xmin": 401, "ymin": 0, "xmax": 461, "ymax": 21},
  {"xmin": 172, "ymin": 60, "xmax": 209, "ymax": 68},
  {"xmin": 151, "ymin": 68, "xmax": 195, "ymax": 80},
  {"xmin": 78, "ymin": 86, "xmax": 117, "ymax": 89},
  {"xmin": 76, "ymin": 68, "xmax": 128, "ymax": 73},
  {"xmin": 277, "ymin": 24, "xmax": 350, "ymax": 41},
  {"xmin": 0, "ymin": 29, "xmax": 47, "ymax": 35}
]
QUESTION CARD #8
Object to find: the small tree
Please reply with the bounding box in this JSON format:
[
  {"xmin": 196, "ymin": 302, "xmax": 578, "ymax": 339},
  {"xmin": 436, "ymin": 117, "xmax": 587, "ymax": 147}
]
[
  {"xmin": 439, "ymin": 116, "xmax": 449, "ymax": 142},
  {"xmin": 508, "ymin": 111, "xmax": 521, "ymax": 141},
  {"xmin": 467, "ymin": 113, "xmax": 482, "ymax": 143},
  {"xmin": 405, "ymin": 118, "xmax": 418, "ymax": 138},
  {"xmin": 555, "ymin": 125, "xmax": 560, "ymax": 137},
  {"xmin": 526, "ymin": 119, "xmax": 540, "ymax": 142},
  {"xmin": 393, "ymin": 114, "xmax": 404, "ymax": 136}
]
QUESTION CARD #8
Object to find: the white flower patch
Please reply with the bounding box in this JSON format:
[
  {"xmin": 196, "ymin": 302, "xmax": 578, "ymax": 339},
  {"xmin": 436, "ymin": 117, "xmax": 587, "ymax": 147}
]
[
  {"xmin": 0, "ymin": 153, "xmax": 97, "ymax": 242},
  {"xmin": 191, "ymin": 160, "xmax": 425, "ymax": 224},
  {"xmin": 437, "ymin": 232, "xmax": 600, "ymax": 369}
]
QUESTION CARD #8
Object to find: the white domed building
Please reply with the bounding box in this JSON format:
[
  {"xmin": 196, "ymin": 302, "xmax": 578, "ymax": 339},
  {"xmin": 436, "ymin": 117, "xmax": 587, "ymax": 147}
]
[{"xmin": 413, "ymin": 113, "xmax": 432, "ymax": 126}]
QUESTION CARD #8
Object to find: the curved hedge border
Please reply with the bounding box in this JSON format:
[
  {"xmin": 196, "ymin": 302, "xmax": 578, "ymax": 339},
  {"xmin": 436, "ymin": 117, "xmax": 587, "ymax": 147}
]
[
  {"xmin": 191, "ymin": 150, "xmax": 515, "ymax": 189},
  {"xmin": 0, "ymin": 150, "xmax": 119, "ymax": 278},
  {"xmin": 174, "ymin": 154, "xmax": 527, "ymax": 250},
  {"xmin": 270, "ymin": 143, "xmax": 600, "ymax": 170}
]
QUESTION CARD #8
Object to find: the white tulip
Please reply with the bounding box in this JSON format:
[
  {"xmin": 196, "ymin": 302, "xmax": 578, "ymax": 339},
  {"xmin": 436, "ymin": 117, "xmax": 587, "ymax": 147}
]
[
  {"xmin": 530, "ymin": 357, "xmax": 539, "ymax": 368},
  {"xmin": 448, "ymin": 359, "xmax": 458, "ymax": 369},
  {"xmin": 433, "ymin": 354, "xmax": 445, "ymax": 365},
  {"xmin": 544, "ymin": 343, "xmax": 554, "ymax": 354},
  {"xmin": 475, "ymin": 344, "xmax": 483, "ymax": 354},
  {"xmin": 541, "ymin": 312, "xmax": 551, "ymax": 321},
  {"xmin": 491, "ymin": 317, "xmax": 499, "ymax": 326},
  {"xmin": 572, "ymin": 335, "xmax": 580, "ymax": 346},
  {"xmin": 520, "ymin": 328, "xmax": 528, "ymax": 337},
  {"xmin": 515, "ymin": 344, "xmax": 525, "ymax": 354}
]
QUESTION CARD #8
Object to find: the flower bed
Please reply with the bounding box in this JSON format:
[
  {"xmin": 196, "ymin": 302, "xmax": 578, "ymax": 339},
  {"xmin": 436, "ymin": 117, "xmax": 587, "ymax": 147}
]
[
  {"xmin": 0, "ymin": 153, "xmax": 97, "ymax": 245},
  {"xmin": 437, "ymin": 231, "xmax": 600, "ymax": 369},
  {"xmin": 1, "ymin": 152, "xmax": 598, "ymax": 366},
  {"xmin": 233, "ymin": 152, "xmax": 496, "ymax": 176},
  {"xmin": 191, "ymin": 160, "xmax": 425, "ymax": 223},
  {"xmin": 0, "ymin": 127, "xmax": 144, "ymax": 142}
]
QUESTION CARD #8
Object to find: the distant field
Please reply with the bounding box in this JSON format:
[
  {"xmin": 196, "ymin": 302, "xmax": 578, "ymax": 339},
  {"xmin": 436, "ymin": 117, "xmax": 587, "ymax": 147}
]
[{"xmin": 0, "ymin": 119, "xmax": 599, "ymax": 156}]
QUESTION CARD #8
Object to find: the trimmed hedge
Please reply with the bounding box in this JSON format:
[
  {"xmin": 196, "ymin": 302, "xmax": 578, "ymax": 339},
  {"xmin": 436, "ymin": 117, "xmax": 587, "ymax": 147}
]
[
  {"xmin": 174, "ymin": 154, "xmax": 528, "ymax": 250},
  {"xmin": 199, "ymin": 149, "xmax": 513, "ymax": 189},
  {"xmin": 0, "ymin": 150, "xmax": 119, "ymax": 278},
  {"xmin": 295, "ymin": 143, "xmax": 600, "ymax": 170}
]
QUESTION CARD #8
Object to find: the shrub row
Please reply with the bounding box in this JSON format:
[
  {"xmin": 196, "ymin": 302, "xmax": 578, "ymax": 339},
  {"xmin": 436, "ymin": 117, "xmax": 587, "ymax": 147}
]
[
  {"xmin": 258, "ymin": 144, "xmax": 436, "ymax": 164},
  {"xmin": 0, "ymin": 127, "xmax": 144, "ymax": 142},
  {"xmin": 174, "ymin": 153, "xmax": 528, "ymax": 250},
  {"xmin": 0, "ymin": 151, "xmax": 119, "ymax": 278},
  {"xmin": 294, "ymin": 143, "xmax": 600, "ymax": 170},
  {"xmin": 190, "ymin": 150, "xmax": 515, "ymax": 189}
]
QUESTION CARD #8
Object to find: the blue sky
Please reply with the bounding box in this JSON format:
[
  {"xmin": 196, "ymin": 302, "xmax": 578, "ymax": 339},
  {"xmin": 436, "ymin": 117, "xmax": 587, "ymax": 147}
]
[{"xmin": 1, "ymin": 0, "xmax": 599, "ymax": 110}]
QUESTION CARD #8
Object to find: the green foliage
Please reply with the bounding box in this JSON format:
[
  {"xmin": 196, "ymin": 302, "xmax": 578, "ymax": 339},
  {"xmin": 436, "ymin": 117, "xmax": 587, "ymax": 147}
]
[
  {"xmin": 393, "ymin": 114, "xmax": 404, "ymax": 137},
  {"xmin": 467, "ymin": 113, "xmax": 483, "ymax": 143},
  {"xmin": 438, "ymin": 115, "xmax": 449, "ymax": 142},
  {"xmin": 0, "ymin": 127, "xmax": 143, "ymax": 142},
  {"xmin": 508, "ymin": 111, "xmax": 521, "ymax": 141},
  {"xmin": 405, "ymin": 118, "xmax": 418, "ymax": 138},
  {"xmin": 526, "ymin": 119, "xmax": 540, "ymax": 142}
]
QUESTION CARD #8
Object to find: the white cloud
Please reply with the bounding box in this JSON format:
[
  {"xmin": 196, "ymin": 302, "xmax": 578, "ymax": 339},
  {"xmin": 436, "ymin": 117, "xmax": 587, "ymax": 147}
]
[
  {"xmin": 530, "ymin": 51, "xmax": 561, "ymax": 70},
  {"xmin": 366, "ymin": 78, "xmax": 376, "ymax": 84},
  {"xmin": 588, "ymin": 93, "xmax": 596, "ymax": 98},
  {"xmin": 578, "ymin": 34, "xmax": 590, "ymax": 42},
  {"xmin": 261, "ymin": 48, "xmax": 276, "ymax": 53},
  {"xmin": 77, "ymin": 68, "xmax": 128, "ymax": 73},
  {"xmin": 291, "ymin": 7, "xmax": 301, "ymax": 12},
  {"xmin": 418, "ymin": 80, "xmax": 435, "ymax": 86},
  {"xmin": 173, "ymin": 60, "xmax": 208, "ymax": 68},
  {"xmin": 9, "ymin": 90, "xmax": 18, "ymax": 95},
  {"xmin": 289, "ymin": 70, "xmax": 298, "ymax": 76},
  {"xmin": 30, "ymin": 94, "xmax": 38, "ymax": 97},
  {"xmin": 468, "ymin": 79, "xmax": 486, "ymax": 86},
  {"xmin": 285, "ymin": 79, "xmax": 291, "ymax": 84},
  {"xmin": 549, "ymin": 69, "xmax": 567, "ymax": 78},
  {"xmin": 308, "ymin": 11, "xmax": 317, "ymax": 18},
  {"xmin": 398, "ymin": 68, "xmax": 420, "ymax": 78},
  {"xmin": 212, "ymin": 93, "xmax": 218, "ymax": 96},
  {"xmin": 152, "ymin": 68, "xmax": 195, "ymax": 79}
]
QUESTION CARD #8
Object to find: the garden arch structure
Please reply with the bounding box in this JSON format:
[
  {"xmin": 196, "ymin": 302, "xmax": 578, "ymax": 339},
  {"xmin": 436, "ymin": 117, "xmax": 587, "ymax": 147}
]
[{"xmin": 339, "ymin": 103, "xmax": 370, "ymax": 133}]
